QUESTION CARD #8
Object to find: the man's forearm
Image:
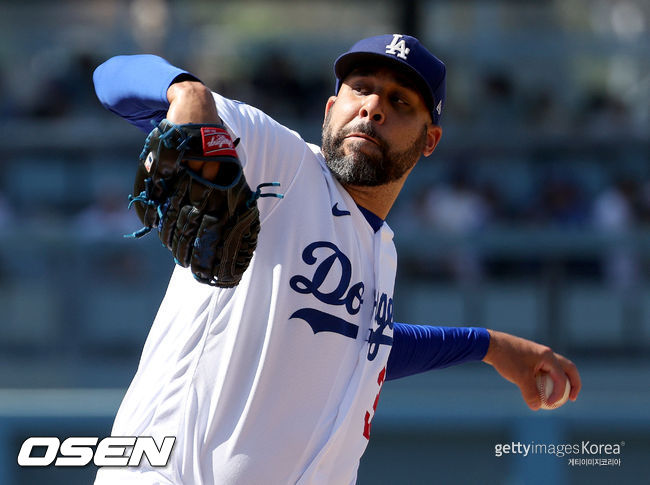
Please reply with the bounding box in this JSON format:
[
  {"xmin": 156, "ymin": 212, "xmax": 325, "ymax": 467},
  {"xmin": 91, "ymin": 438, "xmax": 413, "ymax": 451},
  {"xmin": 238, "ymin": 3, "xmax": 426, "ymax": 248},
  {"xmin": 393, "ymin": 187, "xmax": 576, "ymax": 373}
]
[{"xmin": 93, "ymin": 54, "xmax": 200, "ymax": 131}]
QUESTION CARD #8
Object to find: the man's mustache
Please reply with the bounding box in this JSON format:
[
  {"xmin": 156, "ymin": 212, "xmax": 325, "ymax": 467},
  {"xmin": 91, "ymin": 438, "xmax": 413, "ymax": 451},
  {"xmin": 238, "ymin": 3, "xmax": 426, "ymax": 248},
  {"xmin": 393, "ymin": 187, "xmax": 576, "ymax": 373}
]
[{"xmin": 339, "ymin": 123, "xmax": 387, "ymax": 152}]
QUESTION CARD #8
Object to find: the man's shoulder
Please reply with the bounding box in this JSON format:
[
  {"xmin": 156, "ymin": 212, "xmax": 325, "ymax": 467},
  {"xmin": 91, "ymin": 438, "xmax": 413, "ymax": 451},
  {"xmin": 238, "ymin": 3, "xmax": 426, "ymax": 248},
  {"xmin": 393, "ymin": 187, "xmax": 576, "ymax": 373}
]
[{"xmin": 306, "ymin": 142, "xmax": 324, "ymax": 159}]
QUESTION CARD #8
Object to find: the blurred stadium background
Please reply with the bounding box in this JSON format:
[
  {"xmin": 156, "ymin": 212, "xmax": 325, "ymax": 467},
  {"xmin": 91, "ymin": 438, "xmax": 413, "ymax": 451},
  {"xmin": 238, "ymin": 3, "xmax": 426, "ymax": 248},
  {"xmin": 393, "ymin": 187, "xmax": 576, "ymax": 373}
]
[{"xmin": 0, "ymin": 0, "xmax": 648, "ymax": 484}]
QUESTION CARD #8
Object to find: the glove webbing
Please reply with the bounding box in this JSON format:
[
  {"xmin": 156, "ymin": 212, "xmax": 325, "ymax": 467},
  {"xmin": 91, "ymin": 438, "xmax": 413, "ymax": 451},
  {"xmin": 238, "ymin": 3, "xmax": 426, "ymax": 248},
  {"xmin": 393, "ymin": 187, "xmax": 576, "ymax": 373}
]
[{"xmin": 125, "ymin": 181, "xmax": 282, "ymax": 240}]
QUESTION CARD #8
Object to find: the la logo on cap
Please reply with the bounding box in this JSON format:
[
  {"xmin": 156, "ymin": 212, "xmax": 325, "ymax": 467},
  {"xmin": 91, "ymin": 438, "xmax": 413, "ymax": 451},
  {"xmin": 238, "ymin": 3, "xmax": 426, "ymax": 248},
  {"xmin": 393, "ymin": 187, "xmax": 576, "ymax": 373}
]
[{"xmin": 385, "ymin": 34, "xmax": 410, "ymax": 60}]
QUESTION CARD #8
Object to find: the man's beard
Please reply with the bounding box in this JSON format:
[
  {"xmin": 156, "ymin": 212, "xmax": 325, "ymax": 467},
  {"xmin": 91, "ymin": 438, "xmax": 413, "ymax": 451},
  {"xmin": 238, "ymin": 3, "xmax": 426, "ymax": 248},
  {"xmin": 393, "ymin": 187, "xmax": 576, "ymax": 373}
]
[{"xmin": 321, "ymin": 110, "xmax": 427, "ymax": 187}]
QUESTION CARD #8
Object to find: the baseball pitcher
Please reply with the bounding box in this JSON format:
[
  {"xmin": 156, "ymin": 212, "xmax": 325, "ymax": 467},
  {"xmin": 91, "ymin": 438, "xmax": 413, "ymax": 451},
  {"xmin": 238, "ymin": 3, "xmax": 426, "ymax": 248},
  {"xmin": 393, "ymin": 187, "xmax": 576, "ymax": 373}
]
[{"xmin": 92, "ymin": 34, "xmax": 580, "ymax": 484}]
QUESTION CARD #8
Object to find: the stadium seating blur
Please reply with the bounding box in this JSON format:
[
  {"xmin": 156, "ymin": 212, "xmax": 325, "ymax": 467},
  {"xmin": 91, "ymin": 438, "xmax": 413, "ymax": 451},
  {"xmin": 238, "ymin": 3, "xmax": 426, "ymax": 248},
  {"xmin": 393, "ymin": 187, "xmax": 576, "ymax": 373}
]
[{"xmin": 0, "ymin": 1, "xmax": 647, "ymax": 484}]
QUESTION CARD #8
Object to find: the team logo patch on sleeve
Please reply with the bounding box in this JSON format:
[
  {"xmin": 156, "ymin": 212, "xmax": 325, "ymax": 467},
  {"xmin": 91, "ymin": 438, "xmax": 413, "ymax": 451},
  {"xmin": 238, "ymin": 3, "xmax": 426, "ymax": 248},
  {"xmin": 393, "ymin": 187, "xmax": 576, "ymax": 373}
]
[{"xmin": 201, "ymin": 127, "xmax": 238, "ymax": 158}]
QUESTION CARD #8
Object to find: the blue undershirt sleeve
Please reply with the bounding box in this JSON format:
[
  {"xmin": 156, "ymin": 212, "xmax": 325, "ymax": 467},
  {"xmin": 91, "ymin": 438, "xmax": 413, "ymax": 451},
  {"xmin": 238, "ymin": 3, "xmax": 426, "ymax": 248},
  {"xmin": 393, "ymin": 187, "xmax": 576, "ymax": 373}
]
[
  {"xmin": 385, "ymin": 324, "xmax": 490, "ymax": 381},
  {"xmin": 93, "ymin": 54, "xmax": 200, "ymax": 132}
]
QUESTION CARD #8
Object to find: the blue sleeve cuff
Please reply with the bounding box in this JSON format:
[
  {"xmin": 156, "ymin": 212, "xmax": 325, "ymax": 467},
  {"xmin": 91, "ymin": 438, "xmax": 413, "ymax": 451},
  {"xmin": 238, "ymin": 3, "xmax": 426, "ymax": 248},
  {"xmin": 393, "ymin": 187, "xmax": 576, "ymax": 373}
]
[
  {"xmin": 386, "ymin": 324, "xmax": 490, "ymax": 381},
  {"xmin": 93, "ymin": 54, "xmax": 201, "ymax": 132}
]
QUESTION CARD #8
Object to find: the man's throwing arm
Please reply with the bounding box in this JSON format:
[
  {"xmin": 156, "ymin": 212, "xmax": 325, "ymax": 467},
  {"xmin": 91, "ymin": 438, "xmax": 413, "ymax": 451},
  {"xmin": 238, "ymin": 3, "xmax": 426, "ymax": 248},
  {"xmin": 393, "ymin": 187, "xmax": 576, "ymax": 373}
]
[{"xmin": 93, "ymin": 54, "xmax": 201, "ymax": 132}]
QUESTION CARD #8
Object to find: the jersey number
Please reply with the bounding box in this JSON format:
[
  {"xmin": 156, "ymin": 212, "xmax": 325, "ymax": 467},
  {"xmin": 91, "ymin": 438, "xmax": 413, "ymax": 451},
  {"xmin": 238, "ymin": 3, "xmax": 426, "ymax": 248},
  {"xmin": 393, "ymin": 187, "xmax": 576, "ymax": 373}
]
[{"xmin": 363, "ymin": 367, "xmax": 386, "ymax": 440}]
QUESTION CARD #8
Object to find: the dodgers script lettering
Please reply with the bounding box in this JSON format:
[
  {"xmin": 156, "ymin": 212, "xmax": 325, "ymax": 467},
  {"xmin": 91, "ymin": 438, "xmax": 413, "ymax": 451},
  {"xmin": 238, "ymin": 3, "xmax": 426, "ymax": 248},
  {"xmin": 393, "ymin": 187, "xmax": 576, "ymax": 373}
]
[{"xmin": 290, "ymin": 241, "xmax": 364, "ymax": 339}]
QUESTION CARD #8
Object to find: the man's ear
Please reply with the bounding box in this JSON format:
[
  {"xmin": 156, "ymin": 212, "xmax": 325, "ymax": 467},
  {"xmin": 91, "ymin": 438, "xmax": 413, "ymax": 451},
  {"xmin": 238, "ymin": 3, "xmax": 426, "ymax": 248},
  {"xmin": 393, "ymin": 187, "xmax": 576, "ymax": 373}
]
[
  {"xmin": 324, "ymin": 96, "xmax": 336, "ymax": 122},
  {"xmin": 423, "ymin": 125, "xmax": 442, "ymax": 157}
]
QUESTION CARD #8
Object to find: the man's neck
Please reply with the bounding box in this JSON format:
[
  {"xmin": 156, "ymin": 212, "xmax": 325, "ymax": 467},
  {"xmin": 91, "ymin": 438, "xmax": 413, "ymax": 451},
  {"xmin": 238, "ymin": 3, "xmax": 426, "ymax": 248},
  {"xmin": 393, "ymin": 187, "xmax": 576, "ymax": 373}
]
[{"xmin": 342, "ymin": 176, "xmax": 408, "ymax": 220}]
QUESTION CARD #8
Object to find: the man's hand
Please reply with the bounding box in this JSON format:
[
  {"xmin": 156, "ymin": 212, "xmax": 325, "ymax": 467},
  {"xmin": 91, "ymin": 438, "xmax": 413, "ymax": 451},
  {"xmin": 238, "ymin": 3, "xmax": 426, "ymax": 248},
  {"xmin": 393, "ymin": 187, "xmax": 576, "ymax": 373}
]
[
  {"xmin": 482, "ymin": 330, "xmax": 581, "ymax": 410},
  {"xmin": 167, "ymin": 80, "xmax": 221, "ymax": 181}
]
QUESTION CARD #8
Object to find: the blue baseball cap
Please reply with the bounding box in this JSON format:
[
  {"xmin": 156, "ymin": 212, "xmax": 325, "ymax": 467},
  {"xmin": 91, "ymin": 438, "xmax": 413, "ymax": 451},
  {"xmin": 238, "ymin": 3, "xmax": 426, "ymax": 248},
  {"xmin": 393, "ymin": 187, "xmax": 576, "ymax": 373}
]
[{"xmin": 334, "ymin": 34, "xmax": 446, "ymax": 124}]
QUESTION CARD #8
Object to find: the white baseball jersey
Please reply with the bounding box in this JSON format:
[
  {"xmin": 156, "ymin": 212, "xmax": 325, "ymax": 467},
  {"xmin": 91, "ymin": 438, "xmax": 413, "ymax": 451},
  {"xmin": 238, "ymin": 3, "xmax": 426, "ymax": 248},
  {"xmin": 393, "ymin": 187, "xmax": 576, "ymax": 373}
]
[{"xmin": 95, "ymin": 92, "xmax": 397, "ymax": 485}]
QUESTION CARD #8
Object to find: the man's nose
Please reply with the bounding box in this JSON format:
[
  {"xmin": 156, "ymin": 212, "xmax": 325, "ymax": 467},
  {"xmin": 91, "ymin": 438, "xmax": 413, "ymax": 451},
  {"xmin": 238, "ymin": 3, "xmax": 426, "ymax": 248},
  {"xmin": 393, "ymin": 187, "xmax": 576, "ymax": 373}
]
[{"xmin": 359, "ymin": 94, "xmax": 385, "ymax": 123}]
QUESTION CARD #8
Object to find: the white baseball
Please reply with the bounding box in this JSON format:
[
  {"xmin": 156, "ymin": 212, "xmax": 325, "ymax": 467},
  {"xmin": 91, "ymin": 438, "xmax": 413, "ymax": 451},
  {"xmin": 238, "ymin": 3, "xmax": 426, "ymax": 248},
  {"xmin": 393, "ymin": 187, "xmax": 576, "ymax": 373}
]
[{"xmin": 536, "ymin": 373, "xmax": 571, "ymax": 410}]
